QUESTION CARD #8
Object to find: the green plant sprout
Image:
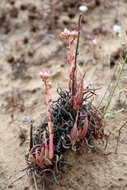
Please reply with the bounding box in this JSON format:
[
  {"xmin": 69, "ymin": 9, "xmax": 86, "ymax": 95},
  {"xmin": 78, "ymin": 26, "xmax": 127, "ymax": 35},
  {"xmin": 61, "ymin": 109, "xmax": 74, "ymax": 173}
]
[{"xmin": 102, "ymin": 54, "xmax": 127, "ymax": 118}]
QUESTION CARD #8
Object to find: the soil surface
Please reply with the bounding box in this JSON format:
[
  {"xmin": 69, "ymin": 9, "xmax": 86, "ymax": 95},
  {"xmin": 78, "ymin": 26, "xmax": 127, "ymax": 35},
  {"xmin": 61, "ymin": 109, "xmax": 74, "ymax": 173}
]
[{"xmin": 0, "ymin": 0, "xmax": 127, "ymax": 190}]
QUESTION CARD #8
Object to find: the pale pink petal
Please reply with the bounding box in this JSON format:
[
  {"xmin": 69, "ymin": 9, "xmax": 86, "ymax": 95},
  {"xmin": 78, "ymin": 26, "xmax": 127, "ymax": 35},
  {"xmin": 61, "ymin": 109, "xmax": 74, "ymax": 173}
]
[
  {"xmin": 40, "ymin": 69, "xmax": 49, "ymax": 79},
  {"xmin": 71, "ymin": 30, "xmax": 78, "ymax": 37}
]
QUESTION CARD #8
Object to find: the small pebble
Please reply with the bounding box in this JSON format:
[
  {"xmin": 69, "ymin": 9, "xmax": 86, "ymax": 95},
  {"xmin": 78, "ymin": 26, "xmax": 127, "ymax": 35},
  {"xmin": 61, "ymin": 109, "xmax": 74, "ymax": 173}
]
[
  {"xmin": 19, "ymin": 116, "xmax": 32, "ymax": 125},
  {"xmin": 8, "ymin": 184, "xmax": 13, "ymax": 188}
]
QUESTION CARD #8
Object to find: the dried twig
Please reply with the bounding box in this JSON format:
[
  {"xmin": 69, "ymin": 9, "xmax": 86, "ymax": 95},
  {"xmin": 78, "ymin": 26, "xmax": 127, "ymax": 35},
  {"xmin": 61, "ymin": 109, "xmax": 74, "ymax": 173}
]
[
  {"xmin": 42, "ymin": 175, "xmax": 46, "ymax": 190},
  {"xmin": 30, "ymin": 122, "xmax": 33, "ymax": 150},
  {"xmin": 32, "ymin": 171, "xmax": 38, "ymax": 190},
  {"xmin": 8, "ymin": 173, "xmax": 26, "ymax": 187},
  {"xmin": 104, "ymin": 132, "xmax": 111, "ymax": 151},
  {"xmin": 115, "ymin": 121, "xmax": 127, "ymax": 154},
  {"xmin": 30, "ymin": 121, "xmax": 33, "ymax": 150},
  {"xmin": 72, "ymin": 15, "xmax": 82, "ymax": 96}
]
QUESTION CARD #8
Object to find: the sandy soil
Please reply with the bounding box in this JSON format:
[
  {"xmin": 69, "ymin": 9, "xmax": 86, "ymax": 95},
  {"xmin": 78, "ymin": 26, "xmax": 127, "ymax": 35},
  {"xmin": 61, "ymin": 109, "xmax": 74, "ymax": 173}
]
[{"xmin": 0, "ymin": 0, "xmax": 127, "ymax": 190}]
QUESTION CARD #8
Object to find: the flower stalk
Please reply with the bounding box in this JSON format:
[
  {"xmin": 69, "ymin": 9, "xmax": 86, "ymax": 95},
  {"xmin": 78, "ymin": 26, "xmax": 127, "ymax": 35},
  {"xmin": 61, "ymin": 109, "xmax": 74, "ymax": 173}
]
[{"xmin": 40, "ymin": 69, "xmax": 54, "ymax": 160}]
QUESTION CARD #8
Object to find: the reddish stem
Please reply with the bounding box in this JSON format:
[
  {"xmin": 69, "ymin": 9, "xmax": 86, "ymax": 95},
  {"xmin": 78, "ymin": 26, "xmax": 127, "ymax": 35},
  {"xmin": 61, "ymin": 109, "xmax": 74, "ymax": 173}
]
[
  {"xmin": 44, "ymin": 131, "xmax": 49, "ymax": 159},
  {"xmin": 40, "ymin": 71, "xmax": 54, "ymax": 160}
]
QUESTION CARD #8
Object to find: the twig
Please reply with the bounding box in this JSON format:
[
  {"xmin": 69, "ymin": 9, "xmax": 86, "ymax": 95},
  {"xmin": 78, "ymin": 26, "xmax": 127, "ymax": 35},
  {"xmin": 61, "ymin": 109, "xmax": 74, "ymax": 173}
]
[
  {"xmin": 72, "ymin": 15, "xmax": 82, "ymax": 96},
  {"xmin": 19, "ymin": 166, "xmax": 30, "ymax": 172},
  {"xmin": 30, "ymin": 122, "xmax": 33, "ymax": 150},
  {"xmin": 32, "ymin": 171, "xmax": 38, "ymax": 190},
  {"xmin": 115, "ymin": 121, "xmax": 127, "ymax": 154},
  {"xmin": 104, "ymin": 133, "xmax": 110, "ymax": 151},
  {"xmin": 42, "ymin": 175, "xmax": 46, "ymax": 190},
  {"xmin": 103, "ymin": 152, "xmax": 112, "ymax": 156},
  {"xmin": 8, "ymin": 173, "xmax": 26, "ymax": 187},
  {"xmin": 53, "ymin": 169, "xmax": 59, "ymax": 185}
]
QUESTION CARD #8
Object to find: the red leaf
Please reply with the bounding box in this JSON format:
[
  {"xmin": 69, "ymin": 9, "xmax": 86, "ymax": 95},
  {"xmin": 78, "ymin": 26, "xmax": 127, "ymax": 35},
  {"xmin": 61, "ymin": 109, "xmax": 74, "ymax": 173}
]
[
  {"xmin": 81, "ymin": 115, "xmax": 88, "ymax": 140},
  {"xmin": 35, "ymin": 148, "xmax": 45, "ymax": 169},
  {"xmin": 70, "ymin": 121, "xmax": 77, "ymax": 141},
  {"xmin": 73, "ymin": 95, "xmax": 78, "ymax": 111}
]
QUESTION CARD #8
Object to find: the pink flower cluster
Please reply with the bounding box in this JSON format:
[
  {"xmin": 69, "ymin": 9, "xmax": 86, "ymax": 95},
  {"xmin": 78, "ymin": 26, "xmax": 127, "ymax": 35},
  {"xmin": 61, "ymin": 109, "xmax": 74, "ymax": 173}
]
[{"xmin": 60, "ymin": 28, "xmax": 78, "ymax": 40}]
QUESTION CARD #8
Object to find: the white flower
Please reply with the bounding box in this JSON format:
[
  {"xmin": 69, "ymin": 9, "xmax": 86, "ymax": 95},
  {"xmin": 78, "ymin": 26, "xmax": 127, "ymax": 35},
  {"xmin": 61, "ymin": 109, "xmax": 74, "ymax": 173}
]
[
  {"xmin": 92, "ymin": 39, "xmax": 97, "ymax": 45},
  {"xmin": 63, "ymin": 28, "xmax": 70, "ymax": 36},
  {"xmin": 79, "ymin": 5, "xmax": 88, "ymax": 12},
  {"xmin": 113, "ymin": 25, "xmax": 121, "ymax": 32},
  {"xmin": 40, "ymin": 69, "xmax": 49, "ymax": 80}
]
